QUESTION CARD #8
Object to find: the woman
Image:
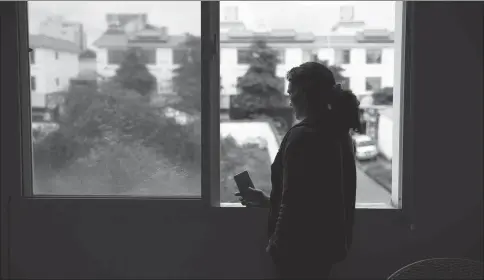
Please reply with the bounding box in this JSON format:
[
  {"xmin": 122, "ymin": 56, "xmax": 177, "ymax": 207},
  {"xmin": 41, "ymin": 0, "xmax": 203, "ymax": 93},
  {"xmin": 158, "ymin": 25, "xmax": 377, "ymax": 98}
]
[{"xmin": 236, "ymin": 62, "xmax": 360, "ymax": 279}]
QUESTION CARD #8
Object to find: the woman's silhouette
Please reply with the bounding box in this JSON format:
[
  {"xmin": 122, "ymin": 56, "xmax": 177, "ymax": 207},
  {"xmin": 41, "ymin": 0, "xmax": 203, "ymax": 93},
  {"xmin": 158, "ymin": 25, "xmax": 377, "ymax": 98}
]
[{"xmin": 236, "ymin": 62, "xmax": 360, "ymax": 279}]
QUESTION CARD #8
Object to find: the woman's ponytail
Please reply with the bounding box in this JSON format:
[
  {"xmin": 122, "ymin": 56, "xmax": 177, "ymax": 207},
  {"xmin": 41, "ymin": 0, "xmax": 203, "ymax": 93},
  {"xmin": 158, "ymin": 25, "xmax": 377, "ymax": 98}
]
[{"xmin": 328, "ymin": 84, "xmax": 362, "ymax": 133}]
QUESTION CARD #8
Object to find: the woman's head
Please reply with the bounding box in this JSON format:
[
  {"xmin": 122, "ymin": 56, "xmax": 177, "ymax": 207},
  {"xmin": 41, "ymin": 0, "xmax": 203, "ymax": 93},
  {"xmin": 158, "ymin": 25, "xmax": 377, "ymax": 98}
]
[{"xmin": 286, "ymin": 62, "xmax": 361, "ymax": 132}]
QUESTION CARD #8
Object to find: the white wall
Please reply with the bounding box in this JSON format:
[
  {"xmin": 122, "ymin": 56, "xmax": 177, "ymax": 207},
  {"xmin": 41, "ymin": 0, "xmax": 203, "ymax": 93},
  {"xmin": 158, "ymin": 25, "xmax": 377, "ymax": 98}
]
[
  {"xmin": 377, "ymin": 114, "xmax": 393, "ymax": 160},
  {"xmin": 30, "ymin": 48, "xmax": 79, "ymax": 108}
]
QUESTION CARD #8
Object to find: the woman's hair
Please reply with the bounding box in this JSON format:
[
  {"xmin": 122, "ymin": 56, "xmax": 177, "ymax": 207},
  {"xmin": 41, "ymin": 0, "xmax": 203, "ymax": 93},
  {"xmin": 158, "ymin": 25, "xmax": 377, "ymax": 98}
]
[{"xmin": 286, "ymin": 62, "xmax": 361, "ymax": 132}]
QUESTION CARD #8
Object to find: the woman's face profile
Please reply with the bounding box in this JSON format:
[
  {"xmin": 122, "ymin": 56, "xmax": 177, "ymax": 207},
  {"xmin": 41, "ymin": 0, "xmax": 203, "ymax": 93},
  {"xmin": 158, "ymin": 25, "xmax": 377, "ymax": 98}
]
[{"xmin": 288, "ymin": 82, "xmax": 307, "ymax": 120}]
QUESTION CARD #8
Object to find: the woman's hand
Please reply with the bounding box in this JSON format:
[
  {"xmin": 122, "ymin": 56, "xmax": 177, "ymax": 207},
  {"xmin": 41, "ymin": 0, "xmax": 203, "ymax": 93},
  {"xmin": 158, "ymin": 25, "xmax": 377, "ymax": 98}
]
[{"xmin": 235, "ymin": 188, "xmax": 269, "ymax": 208}]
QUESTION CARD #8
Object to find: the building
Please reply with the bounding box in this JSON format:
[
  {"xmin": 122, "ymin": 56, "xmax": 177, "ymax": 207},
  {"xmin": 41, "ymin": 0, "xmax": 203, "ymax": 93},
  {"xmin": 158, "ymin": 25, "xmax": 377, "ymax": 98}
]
[
  {"xmin": 220, "ymin": 5, "xmax": 395, "ymax": 110},
  {"xmin": 92, "ymin": 7, "xmax": 394, "ymax": 111},
  {"xmin": 39, "ymin": 16, "xmax": 87, "ymax": 51},
  {"xmin": 377, "ymin": 107, "xmax": 393, "ymax": 161},
  {"xmin": 29, "ymin": 34, "xmax": 81, "ymax": 109},
  {"xmin": 93, "ymin": 14, "xmax": 187, "ymax": 95}
]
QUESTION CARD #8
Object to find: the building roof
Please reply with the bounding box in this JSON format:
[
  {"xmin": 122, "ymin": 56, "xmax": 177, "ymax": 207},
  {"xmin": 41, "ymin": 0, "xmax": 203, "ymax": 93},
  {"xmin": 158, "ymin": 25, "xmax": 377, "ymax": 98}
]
[{"xmin": 30, "ymin": 34, "xmax": 81, "ymax": 53}]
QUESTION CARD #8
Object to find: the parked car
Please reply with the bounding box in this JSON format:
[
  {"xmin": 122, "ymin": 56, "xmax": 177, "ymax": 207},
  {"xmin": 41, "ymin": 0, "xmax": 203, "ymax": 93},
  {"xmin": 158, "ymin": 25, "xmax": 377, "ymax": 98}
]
[{"xmin": 352, "ymin": 134, "xmax": 378, "ymax": 161}]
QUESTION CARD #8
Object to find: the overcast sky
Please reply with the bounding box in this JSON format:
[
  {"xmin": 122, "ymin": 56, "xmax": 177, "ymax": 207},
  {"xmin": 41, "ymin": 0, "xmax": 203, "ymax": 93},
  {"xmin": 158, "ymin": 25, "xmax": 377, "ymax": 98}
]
[{"xmin": 28, "ymin": 1, "xmax": 395, "ymax": 48}]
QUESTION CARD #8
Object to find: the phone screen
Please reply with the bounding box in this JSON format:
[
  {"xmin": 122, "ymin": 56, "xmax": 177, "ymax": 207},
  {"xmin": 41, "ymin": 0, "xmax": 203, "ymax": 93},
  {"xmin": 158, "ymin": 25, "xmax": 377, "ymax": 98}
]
[{"xmin": 234, "ymin": 171, "xmax": 255, "ymax": 193}]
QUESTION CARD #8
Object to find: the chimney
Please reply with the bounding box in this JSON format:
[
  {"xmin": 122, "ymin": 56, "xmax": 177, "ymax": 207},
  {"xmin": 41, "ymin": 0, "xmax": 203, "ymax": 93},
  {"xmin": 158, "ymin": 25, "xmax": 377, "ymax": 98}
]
[
  {"xmin": 340, "ymin": 5, "xmax": 354, "ymax": 21},
  {"xmin": 223, "ymin": 6, "xmax": 239, "ymax": 22}
]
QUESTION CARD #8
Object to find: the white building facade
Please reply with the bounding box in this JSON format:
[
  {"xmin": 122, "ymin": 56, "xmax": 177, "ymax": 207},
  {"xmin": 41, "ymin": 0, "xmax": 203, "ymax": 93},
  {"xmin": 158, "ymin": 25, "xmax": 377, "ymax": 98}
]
[
  {"xmin": 29, "ymin": 35, "xmax": 80, "ymax": 108},
  {"xmin": 92, "ymin": 9, "xmax": 394, "ymax": 110},
  {"xmin": 93, "ymin": 14, "xmax": 186, "ymax": 95}
]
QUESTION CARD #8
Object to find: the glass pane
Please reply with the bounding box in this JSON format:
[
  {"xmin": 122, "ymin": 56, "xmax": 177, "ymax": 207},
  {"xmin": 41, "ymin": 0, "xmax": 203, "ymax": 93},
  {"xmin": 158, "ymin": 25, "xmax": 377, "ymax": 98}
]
[
  {"xmin": 219, "ymin": 1, "xmax": 400, "ymax": 207},
  {"xmin": 28, "ymin": 2, "xmax": 201, "ymax": 196}
]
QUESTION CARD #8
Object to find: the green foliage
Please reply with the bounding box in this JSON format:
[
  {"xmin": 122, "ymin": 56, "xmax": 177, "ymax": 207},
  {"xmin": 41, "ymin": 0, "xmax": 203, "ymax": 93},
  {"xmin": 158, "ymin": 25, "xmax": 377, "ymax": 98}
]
[
  {"xmin": 114, "ymin": 48, "xmax": 157, "ymax": 97},
  {"xmin": 233, "ymin": 39, "xmax": 285, "ymax": 113},
  {"xmin": 172, "ymin": 35, "xmax": 201, "ymax": 115},
  {"xmin": 220, "ymin": 136, "xmax": 272, "ymax": 202},
  {"xmin": 372, "ymin": 87, "xmax": 393, "ymax": 105},
  {"xmin": 33, "ymin": 79, "xmax": 201, "ymax": 194}
]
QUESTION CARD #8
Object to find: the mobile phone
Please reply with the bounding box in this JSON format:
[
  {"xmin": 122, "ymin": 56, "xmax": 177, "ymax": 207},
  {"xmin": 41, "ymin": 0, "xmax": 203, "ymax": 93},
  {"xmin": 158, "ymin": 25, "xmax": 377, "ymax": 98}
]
[{"xmin": 234, "ymin": 171, "xmax": 255, "ymax": 193}]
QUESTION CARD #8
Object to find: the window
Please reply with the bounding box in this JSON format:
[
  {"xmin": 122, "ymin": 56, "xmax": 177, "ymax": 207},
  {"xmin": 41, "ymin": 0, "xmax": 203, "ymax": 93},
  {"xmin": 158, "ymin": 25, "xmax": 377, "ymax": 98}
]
[
  {"xmin": 173, "ymin": 49, "xmax": 186, "ymax": 65},
  {"xmin": 15, "ymin": 1, "xmax": 406, "ymax": 207},
  {"xmin": 335, "ymin": 49, "xmax": 351, "ymax": 64},
  {"xmin": 139, "ymin": 49, "xmax": 157, "ymax": 65},
  {"xmin": 237, "ymin": 49, "xmax": 251, "ymax": 64},
  {"xmin": 276, "ymin": 49, "xmax": 285, "ymax": 64},
  {"xmin": 341, "ymin": 77, "xmax": 350, "ymax": 90},
  {"xmin": 30, "ymin": 48, "xmax": 35, "ymax": 64},
  {"xmin": 55, "ymin": 51, "xmax": 59, "ymax": 60},
  {"xmin": 220, "ymin": 1, "xmax": 404, "ymax": 209},
  {"xmin": 366, "ymin": 77, "xmax": 382, "ymax": 92},
  {"xmin": 30, "ymin": 76, "xmax": 36, "ymax": 91},
  {"xmin": 107, "ymin": 49, "xmax": 126, "ymax": 65},
  {"xmin": 366, "ymin": 49, "xmax": 382, "ymax": 64},
  {"xmin": 26, "ymin": 1, "xmax": 201, "ymax": 196}
]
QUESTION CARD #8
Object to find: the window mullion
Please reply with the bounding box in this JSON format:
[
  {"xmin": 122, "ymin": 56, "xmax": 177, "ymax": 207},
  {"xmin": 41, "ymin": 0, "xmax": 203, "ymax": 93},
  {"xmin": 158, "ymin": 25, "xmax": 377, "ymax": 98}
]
[{"xmin": 201, "ymin": 1, "xmax": 220, "ymax": 207}]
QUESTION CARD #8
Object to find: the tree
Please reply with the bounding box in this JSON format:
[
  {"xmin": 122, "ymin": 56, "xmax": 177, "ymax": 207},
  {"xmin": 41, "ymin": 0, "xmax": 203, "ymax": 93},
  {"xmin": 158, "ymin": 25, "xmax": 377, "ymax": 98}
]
[
  {"xmin": 172, "ymin": 35, "xmax": 201, "ymax": 115},
  {"xmin": 232, "ymin": 39, "xmax": 285, "ymax": 115},
  {"xmin": 114, "ymin": 48, "xmax": 157, "ymax": 97},
  {"xmin": 372, "ymin": 87, "xmax": 393, "ymax": 105}
]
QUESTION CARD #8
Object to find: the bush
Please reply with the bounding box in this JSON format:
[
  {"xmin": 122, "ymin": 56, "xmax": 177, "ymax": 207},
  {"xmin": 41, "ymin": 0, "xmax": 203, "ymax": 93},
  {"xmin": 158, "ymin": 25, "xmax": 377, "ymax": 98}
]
[
  {"xmin": 33, "ymin": 80, "xmax": 202, "ymax": 195},
  {"xmin": 220, "ymin": 136, "xmax": 272, "ymax": 202},
  {"xmin": 34, "ymin": 142, "xmax": 162, "ymax": 195}
]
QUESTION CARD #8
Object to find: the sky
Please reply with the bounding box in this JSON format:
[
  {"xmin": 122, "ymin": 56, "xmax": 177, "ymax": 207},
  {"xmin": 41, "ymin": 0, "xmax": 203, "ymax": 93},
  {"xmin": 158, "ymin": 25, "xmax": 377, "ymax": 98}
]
[{"xmin": 28, "ymin": 1, "xmax": 395, "ymax": 48}]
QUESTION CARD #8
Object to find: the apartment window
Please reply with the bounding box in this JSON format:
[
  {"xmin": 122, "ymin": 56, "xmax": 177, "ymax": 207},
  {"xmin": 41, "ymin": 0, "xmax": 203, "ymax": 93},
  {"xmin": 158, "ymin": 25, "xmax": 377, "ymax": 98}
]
[
  {"xmin": 219, "ymin": 2, "xmax": 406, "ymax": 209},
  {"xmin": 341, "ymin": 77, "xmax": 350, "ymax": 90},
  {"xmin": 366, "ymin": 49, "xmax": 382, "ymax": 64},
  {"xmin": 173, "ymin": 49, "xmax": 186, "ymax": 65},
  {"xmin": 107, "ymin": 49, "xmax": 126, "ymax": 65},
  {"xmin": 276, "ymin": 49, "xmax": 285, "ymax": 64},
  {"xmin": 12, "ymin": 2, "xmax": 408, "ymax": 210},
  {"xmin": 237, "ymin": 49, "xmax": 251, "ymax": 64},
  {"xmin": 55, "ymin": 51, "xmax": 59, "ymax": 60},
  {"xmin": 139, "ymin": 49, "xmax": 157, "ymax": 65},
  {"xmin": 30, "ymin": 76, "xmax": 36, "ymax": 91},
  {"xmin": 29, "ymin": 48, "xmax": 35, "ymax": 64},
  {"xmin": 23, "ymin": 1, "xmax": 201, "ymax": 197},
  {"xmin": 336, "ymin": 49, "xmax": 351, "ymax": 64},
  {"xmin": 366, "ymin": 77, "xmax": 382, "ymax": 92}
]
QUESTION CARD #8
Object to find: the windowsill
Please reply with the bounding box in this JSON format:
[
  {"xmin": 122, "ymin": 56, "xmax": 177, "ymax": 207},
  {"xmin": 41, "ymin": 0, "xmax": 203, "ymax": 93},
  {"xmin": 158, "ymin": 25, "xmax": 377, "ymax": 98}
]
[{"xmin": 220, "ymin": 202, "xmax": 395, "ymax": 209}]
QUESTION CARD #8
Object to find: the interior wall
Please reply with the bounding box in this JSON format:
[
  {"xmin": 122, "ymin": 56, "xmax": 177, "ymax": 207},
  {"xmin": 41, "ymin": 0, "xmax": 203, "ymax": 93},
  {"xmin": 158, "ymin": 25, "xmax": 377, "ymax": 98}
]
[{"xmin": 2, "ymin": 2, "xmax": 483, "ymax": 279}]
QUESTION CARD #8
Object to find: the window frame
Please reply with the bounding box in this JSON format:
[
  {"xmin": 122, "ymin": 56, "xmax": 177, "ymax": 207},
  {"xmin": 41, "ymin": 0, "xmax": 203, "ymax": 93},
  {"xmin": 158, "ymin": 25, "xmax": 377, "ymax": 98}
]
[{"xmin": 2, "ymin": 1, "xmax": 416, "ymax": 215}]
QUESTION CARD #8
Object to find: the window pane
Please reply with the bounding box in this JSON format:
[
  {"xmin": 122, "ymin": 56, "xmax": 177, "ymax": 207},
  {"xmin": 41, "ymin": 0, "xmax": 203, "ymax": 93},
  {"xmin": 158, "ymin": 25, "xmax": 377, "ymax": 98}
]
[
  {"xmin": 366, "ymin": 49, "xmax": 382, "ymax": 64},
  {"xmin": 219, "ymin": 1, "xmax": 400, "ymax": 208},
  {"xmin": 28, "ymin": 2, "xmax": 201, "ymax": 196}
]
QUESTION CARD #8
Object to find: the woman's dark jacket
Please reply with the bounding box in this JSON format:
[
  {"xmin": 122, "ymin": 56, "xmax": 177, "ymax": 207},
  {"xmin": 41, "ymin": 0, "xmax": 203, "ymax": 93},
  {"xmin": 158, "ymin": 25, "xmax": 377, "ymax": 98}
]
[{"xmin": 268, "ymin": 116, "xmax": 357, "ymax": 264}]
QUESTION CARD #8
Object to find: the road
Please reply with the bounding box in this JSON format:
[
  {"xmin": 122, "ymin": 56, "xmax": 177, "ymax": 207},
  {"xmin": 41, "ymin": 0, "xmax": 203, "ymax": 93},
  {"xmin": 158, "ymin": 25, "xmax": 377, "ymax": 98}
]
[{"xmin": 355, "ymin": 167, "xmax": 391, "ymax": 204}]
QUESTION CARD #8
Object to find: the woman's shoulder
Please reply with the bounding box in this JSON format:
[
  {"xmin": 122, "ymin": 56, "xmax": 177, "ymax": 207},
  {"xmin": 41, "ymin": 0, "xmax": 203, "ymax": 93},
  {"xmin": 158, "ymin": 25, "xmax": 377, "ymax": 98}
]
[{"xmin": 283, "ymin": 124, "xmax": 328, "ymax": 149}]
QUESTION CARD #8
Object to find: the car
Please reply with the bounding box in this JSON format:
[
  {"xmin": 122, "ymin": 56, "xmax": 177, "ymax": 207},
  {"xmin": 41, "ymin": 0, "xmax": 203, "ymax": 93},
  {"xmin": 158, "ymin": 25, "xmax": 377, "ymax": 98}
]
[{"xmin": 352, "ymin": 134, "xmax": 378, "ymax": 161}]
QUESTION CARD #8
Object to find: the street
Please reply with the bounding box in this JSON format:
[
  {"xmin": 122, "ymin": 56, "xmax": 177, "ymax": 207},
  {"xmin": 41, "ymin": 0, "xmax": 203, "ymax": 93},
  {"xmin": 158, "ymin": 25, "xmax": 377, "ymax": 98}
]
[{"xmin": 355, "ymin": 167, "xmax": 391, "ymax": 204}]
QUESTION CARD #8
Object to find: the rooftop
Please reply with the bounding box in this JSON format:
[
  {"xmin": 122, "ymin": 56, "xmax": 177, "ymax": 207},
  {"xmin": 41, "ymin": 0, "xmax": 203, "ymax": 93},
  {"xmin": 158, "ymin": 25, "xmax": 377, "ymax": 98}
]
[{"xmin": 30, "ymin": 34, "xmax": 81, "ymax": 53}]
